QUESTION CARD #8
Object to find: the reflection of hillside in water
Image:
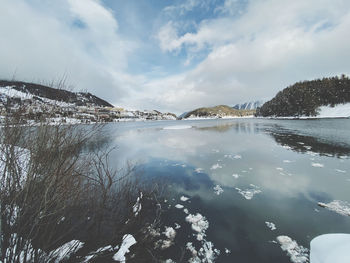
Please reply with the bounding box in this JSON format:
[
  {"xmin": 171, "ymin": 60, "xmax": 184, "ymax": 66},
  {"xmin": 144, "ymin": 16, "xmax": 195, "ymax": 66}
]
[
  {"xmin": 195, "ymin": 121, "xmax": 262, "ymax": 134},
  {"xmin": 268, "ymin": 129, "xmax": 350, "ymax": 158}
]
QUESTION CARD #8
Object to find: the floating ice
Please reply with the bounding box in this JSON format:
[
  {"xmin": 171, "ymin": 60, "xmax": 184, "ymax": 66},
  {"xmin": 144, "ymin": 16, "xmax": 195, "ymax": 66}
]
[
  {"xmin": 186, "ymin": 213, "xmax": 209, "ymax": 241},
  {"xmin": 195, "ymin": 168, "xmax": 204, "ymax": 173},
  {"xmin": 265, "ymin": 221, "xmax": 277, "ymax": 231},
  {"xmin": 310, "ymin": 234, "xmax": 350, "ymax": 263},
  {"xmin": 335, "ymin": 169, "xmax": 346, "ymax": 173},
  {"xmin": 163, "ymin": 226, "xmax": 176, "ymax": 240},
  {"xmin": 180, "ymin": 196, "xmax": 190, "ymax": 202},
  {"xmin": 163, "ymin": 125, "xmax": 192, "ymax": 130},
  {"xmin": 318, "ymin": 200, "xmax": 350, "ymax": 216},
  {"xmin": 233, "ymin": 155, "xmax": 242, "ymax": 159},
  {"xmin": 175, "ymin": 204, "xmax": 184, "ymax": 209},
  {"xmin": 311, "ymin": 163, "xmax": 324, "ymax": 168},
  {"xmin": 276, "ymin": 167, "xmax": 284, "ymax": 171},
  {"xmin": 283, "ymin": 160, "xmax": 293, "ymax": 163},
  {"xmin": 235, "ymin": 184, "xmax": 262, "ymax": 200},
  {"xmin": 174, "ymin": 223, "xmax": 181, "ymax": 229},
  {"xmin": 213, "ymin": 185, "xmax": 224, "ymax": 195},
  {"xmin": 183, "ymin": 208, "xmax": 189, "ymax": 214},
  {"xmin": 113, "ymin": 234, "xmax": 137, "ymax": 262},
  {"xmin": 232, "ymin": 173, "xmax": 241, "ymax": 179},
  {"xmin": 276, "ymin": 236, "xmax": 309, "ymax": 263},
  {"xmin": 225, "ymin": 248, "xmax": 231, "ymax": 254},
  {"xmin": 210, "ymin": 163, "xmax": 222, "ymax": 170}
]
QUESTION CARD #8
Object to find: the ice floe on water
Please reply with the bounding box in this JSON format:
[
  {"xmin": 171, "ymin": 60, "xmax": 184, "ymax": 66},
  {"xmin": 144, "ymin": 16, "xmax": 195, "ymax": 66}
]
[
  {"xmin": 234, "ymin": 154, "xmax": 242, "ymax": 159},
  {"xmin": 186, "ymin": 241, "xmax": 220, "ymax": 263},
  {"xmin": 213, "ymin": 185, "xmax": 224, "ymax": 195},
  {"xmin": 175, "ymin": 204, "xmax": 184, "ymax": 209},
  {"xmin": 335, "ymin": 169, "xmax": 346, "ymax": 173},
  {"xmin": 276, "ymin": 236, "xmax": 309, "ymax": 263},
  {"xmin": 232, "ymin": 173, "xmax": 241, "ymax": 179},
  {"xmin": 113, "ymin": 234, "xmax": 137, "ymax": 262},
  {"xmin": 276, "ymin": 167, "xmax": 284, "ymax": 171},
  {"xmin": 283, "ymin": 160, "xmax": 294, "ymax": 163},
  {"xmin": 235, "ymin": 184, "xmax": 262, "ymax": 200},
  {"xmin": 224, "ymin": 248, "xmax": 231, "ymax": 254},
  {"xmin": 163, "ymin": 125, "xmax": 192, "ymax": 130},
  {"xmin": 210, "ymin": 163, "xmax": 222, "ymax": 170},
  {"xmin": 318, "ymin": 200, "xmax": 350, "ymax": 216},
  {"xmin": 174, "ymin": 223, "xmax": 181, "ymax": 229},
  {"xmin": 311, "ymin": 163, "xmax": 324, "ymax": 168},
  {"xmin": 186, "ymin": 213, "xmax": 209, "ymax": 241},
  {"xmin": 265, "ymin": 221, "xmax": 277, "ymax": 231},
  {"xmin": 195, "ymin": 168, "xmax": 204, "ymax": 173},
  {"xmin": 180, "ymin": 196, "xmax": 190, "ymax": 202}
]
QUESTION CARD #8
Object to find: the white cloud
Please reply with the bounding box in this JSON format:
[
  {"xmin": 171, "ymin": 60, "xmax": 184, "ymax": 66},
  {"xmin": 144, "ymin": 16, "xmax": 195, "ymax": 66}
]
[
  {"xmin": 150, "ymin": 0, "xmax": 350, "ymax": 113},
  {"xmin": 0, "ymin": 0, "xmax": 135, "ymax": 101}
]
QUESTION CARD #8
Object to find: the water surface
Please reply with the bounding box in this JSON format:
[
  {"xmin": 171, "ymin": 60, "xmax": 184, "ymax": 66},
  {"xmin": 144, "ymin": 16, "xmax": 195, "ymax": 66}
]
[{"xmin": 104, "ymin": 118, "xmax": 350, "ymax": 262}]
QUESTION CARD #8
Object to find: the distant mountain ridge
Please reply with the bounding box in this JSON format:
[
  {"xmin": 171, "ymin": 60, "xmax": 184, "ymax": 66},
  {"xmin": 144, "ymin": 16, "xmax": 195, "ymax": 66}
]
[
  {"xmin": 233, "ymin": 100, "xmax": 265, "ymax": 110},
  {"xmin": 256, "ymin": 75, "xmax": 350, "ymax": 117},
  {"xmin": 181, "ymin": 105, "xmax": 255, "ymax": 119},
  {"xmin": 0, "ymin": 80, "xmax": 113, "ymax": 107}
]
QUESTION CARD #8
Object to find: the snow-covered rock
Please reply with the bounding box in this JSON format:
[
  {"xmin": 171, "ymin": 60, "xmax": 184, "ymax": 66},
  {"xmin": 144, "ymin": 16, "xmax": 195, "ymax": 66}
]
[{"xmin": 310, "ymin": 234, "xmax": 350, "ymax": 263}]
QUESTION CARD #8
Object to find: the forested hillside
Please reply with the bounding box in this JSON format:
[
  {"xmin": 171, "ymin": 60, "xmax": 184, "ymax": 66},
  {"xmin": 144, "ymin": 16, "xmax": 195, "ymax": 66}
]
[{"xmin": 256, "ymin": 75, "xmax": 350, "ymax": 117}]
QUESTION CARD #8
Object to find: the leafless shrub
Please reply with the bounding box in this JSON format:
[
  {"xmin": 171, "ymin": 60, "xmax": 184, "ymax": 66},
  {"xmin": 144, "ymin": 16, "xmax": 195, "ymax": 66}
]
[{"xmin": 0, "ymin": 113, "xmax": 161, "ymax": 262}]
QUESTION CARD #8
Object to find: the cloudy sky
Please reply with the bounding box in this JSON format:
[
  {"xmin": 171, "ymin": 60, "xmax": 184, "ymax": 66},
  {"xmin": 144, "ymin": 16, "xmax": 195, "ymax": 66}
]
[{"xmin": 1, "ymin": 0, "xmax": 350, "ymax": 114}]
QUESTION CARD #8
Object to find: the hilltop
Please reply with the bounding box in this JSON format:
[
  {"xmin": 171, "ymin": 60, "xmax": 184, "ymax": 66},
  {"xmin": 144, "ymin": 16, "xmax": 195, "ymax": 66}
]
[
  {"xmin": 256, "ymin": 75, "xmax": 350, "ymax": 117},
  {"xmin": 181, "ymin": 105, "xmax": 255, "ymax": 119},
  {"xmin": 0, "ymin": 80, "xmax": 177, "ymax": 123}
]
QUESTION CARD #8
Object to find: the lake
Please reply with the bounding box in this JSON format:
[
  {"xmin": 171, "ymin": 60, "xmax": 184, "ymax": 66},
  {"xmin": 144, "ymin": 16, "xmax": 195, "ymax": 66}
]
[{"xmin": 103, "ymin": 118, "xmax": 350, "ymax": 262}]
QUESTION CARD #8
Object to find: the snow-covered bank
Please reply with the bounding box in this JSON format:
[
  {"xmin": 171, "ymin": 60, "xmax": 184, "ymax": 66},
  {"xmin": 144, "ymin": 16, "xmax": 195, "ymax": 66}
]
[
  {"xmin": 317, "ymin": 103, "xmax": 350, "ymax": 118},
  {"xmin": 261, "ymin": 103, "xmax": 350, "ymax": 119},
  {"xmin": 310, "ymin": 234, "xmax": 350, "ymax": 263}
]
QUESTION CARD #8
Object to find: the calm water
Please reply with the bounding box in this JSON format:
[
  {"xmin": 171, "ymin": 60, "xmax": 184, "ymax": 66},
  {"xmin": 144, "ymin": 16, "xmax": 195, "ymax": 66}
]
[{"xmin": 104, "ymin": 118, "xmax": 350, "ymax": 262}]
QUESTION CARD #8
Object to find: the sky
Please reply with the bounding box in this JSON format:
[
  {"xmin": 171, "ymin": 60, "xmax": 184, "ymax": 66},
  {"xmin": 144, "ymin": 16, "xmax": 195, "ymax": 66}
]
[{"xmin": 1, "ymin": 0, "xmax": 350, "ymax": 114}]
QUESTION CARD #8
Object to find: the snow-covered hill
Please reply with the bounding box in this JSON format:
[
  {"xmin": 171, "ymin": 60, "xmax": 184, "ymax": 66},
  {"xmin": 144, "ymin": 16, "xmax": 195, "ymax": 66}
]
[{"xmin": 232, "ymin": 100, "xmax": 265, "ymax": 110}]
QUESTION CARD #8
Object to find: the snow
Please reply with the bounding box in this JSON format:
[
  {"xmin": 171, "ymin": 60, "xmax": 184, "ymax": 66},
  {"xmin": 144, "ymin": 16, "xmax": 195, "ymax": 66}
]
[
  {"xmin": 235, "ymin": 184, "xmax": 262, "ymax": 200},
  {"xmin": 180, "ymin": 195, "xmax": 190, "ymax": 202},
  {"xmin": 317, "ymin": 103, "xmax": 350, "ymax": 118},
  {"xmin": 265, "ymin": 221, "xmax": 277, "ymax": 231},
  {"xmin": 163, "ymin": 227, "xmax": 176, "ymax": 240},
  {"xmin": 311, "ymin": 162, "xmax": 324, "ymax": 168},
  {"xmin": 49, "ymin": 240, "xmax": 84, "ymax": 263},
  {"xmin": 113, "ymin": 234, "xmax": 137, "ymax": 262},
  {"xmin": 186, "ymin": 213, "xmax": 209, "ymax": 241},
  {"xmin": 318, "ymin": 200, "xmax": 350, "ymax": 216},
  {"xmin": 310, "ymin": 234, "xmax": 350, "ymax": 263},
  {"xmin": 213, "ymin": 185, "xmax": 224, "ymax": 195},
  {"xmin": 210, "ymin": 163, "xmax": 222, "ymax": 170},
  {"xmin": 132, "ymin": 192, "xmax": 143, "ymax": 216},
  {"xmin": 163, "ymin": 125, "xmax": 192, "ymax": 130},
  {"xmin": 277, "ymin": 236, "xmax": 309, "ymax": 263}
]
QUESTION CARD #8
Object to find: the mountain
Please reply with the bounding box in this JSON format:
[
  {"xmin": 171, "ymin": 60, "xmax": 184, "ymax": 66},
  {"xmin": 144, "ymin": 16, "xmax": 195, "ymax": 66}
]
[
  {"xmin": 181, "ymin": 105, "xmax": 255, "ymax": 119},
  {"xmin": 232, "ymin": 100, "xmax": 265, "ymax": 110},
  {"xmin": 0, "ymin": 80, "xmax": 177, "ymax": 123},
  {"xmin": 256, "ymin": 75, "xmax": 350, "ymax": 117},
  {"xmin": 0, "ymin": 80, "xmax": 113, "ymax": 107}
]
